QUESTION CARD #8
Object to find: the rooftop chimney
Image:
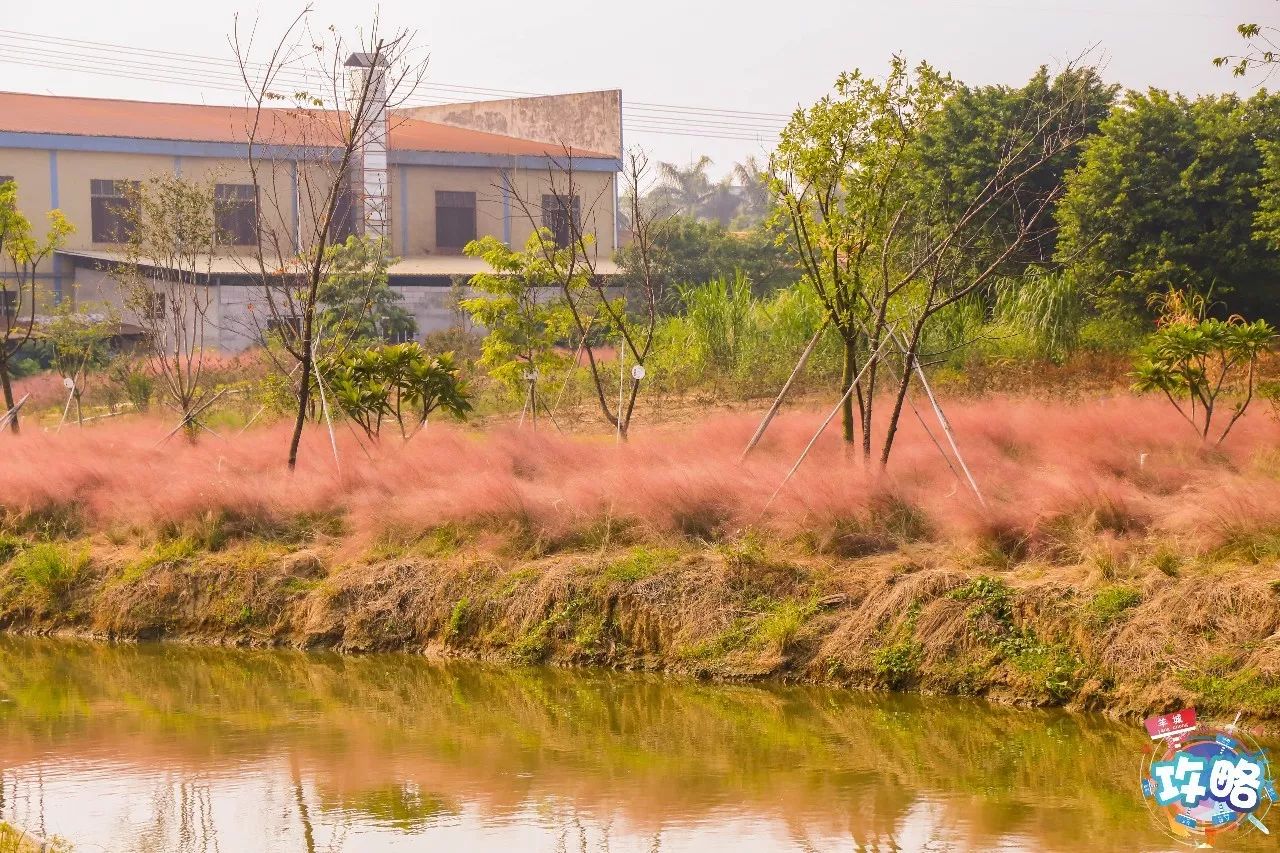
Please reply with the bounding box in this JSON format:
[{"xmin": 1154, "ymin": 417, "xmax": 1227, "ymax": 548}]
[{"xmin": 345, "ymin": 52, "xmax": 390, "ymax": 243}]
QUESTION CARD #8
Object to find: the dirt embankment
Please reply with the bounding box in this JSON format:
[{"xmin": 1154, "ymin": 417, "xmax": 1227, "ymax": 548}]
[{"xmin": 1, "ymin": 526, "xmax": 1277, "ymax": 726}]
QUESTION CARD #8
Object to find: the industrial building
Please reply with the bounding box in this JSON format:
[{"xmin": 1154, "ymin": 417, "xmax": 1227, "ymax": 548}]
[{"xmin": 0, "ymin": 85, "xmax": 623, "ymax": 350}]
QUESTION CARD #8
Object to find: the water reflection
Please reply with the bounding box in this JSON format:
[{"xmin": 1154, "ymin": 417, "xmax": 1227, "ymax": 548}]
[{"xmin": 0, "ymin": 637, "xmax": 1252, "ymax": 852}]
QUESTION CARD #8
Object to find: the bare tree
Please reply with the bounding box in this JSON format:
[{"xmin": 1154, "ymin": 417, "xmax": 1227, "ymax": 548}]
[
  {"xmin": 0, "ymin": 180, "xmax": 73, "ymax": 432},
  {"xmin": 505, "ymin": 148, "xmax": 663, "ymax": 439},
  {"xmin": 231, "ymin": 7, "xmax": 428, "ymax": 468},
  {"xmin": 769, "ymin": 57, "xmax": 1097, "ymax": 466},
  {"xmin": 114, "ymin": 176, "xmax": 217, "ymax": 438}
]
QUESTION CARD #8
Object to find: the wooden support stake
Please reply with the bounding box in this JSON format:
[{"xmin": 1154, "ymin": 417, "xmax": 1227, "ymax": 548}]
[
  {"xmin": 311, "ymin": 358, "xmax": 342, "ymax": 477},
  {"xmin": 0, "ymin": 393, "xmax": 30, "ymax": 432},
  {"xmin": 153, "ymin": 389, "xmax": 228, "ymax": 447},
  {"xmin": 764, "ymin": 337, "xmax": 889, "ymax": 510},
  {"xmin": 741, "ymin": 319, "xmax": 828, "ymax": 461},
  {"xmin": 891, "ymin": 331, "xmax": 986, "ymax": 508}
]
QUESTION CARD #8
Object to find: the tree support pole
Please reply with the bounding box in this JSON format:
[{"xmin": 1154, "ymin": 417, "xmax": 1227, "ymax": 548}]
[
  {"xmin": 887, "ymin": 328, "xmax": 986, "ymax": 508},
  {"xmin": 311, "ymin": 358, "xmax": 341, "ymax": 477},
  {"xmin": 763, "ymin": 337, "xmax": 890, "ymax": 511},
  {"xmin": 741, "ymin": 319, "xmax": 829, "ymax": 461},
  {"xmin": 0, "ymin": 394, "xmax": 29, "ymax": 432},
  {"xmin": 153, "ymin": 389, "xmax": 228, "ymax": 447}
]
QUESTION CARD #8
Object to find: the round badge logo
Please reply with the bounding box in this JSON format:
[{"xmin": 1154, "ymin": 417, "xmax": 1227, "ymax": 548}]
[{"xmin": 1140, "ymin": 708, "xmax": 1276, "ymax": 847}]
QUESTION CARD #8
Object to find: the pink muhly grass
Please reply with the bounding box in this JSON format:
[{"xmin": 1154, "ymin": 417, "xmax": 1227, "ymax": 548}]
[{"xmin": 0, "ymin": 395, "xmax": 1276, "ymax": 552}]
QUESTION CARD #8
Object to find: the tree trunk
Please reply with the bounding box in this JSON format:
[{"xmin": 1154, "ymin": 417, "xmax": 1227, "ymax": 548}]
[
  {"xmin": 0, "ymin": 358, "xmax": 17, "ymax": 434},
  {"xmin": 879, "ymin": 327, "xmax": 924, "ymax": 468},
  {"xmin": 287, "ymin": 350, "xmax": 311, "ymax": 471},
  {"xmin": 839, "ymin": 337, "xmax": 857, "ymax": 444},
  {"xmin": 861, "ymin": 354, "xmax": 876, "ymax": 462}
]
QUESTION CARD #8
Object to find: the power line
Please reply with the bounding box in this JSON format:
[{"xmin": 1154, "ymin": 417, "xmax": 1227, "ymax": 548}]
[
  {"xmin": 0, "ymin": 49, "xmax": 780, "ymax": 141},
  {"xmin": 0, "ymin": 55, "xmax": 780, "ymax": 142},
  {"xmin": 0, "ymin": 27, "xmax": 794, "ymax": 128}
]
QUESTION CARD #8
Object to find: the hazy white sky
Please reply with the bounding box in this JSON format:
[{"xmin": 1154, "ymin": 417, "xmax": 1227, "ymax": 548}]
[{"xmin": 5, "ymin": 0, "xmax": 1278, "ymax": 176}]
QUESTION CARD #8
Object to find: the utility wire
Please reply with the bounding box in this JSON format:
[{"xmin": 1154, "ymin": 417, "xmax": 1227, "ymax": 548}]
[
  {"xmin": 0, "ymin": 27, "xmax": 793, "ymax": 133},
  {"xmin": 0, "ymin": 50, "xmax": 781, "ymax": 142}
]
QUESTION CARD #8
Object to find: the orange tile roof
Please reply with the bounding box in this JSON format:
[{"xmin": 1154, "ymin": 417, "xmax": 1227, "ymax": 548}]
[{"xmin": 0, "ymin": 91, "xmax": 615, "ymax": 159}]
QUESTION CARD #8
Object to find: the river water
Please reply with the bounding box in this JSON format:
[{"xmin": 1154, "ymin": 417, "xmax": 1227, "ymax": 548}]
[{"xmin": 0, "ymin": 637, "xmax": 1265, "ymax": 852}]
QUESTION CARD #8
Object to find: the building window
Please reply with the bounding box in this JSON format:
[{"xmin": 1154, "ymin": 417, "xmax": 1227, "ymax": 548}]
[
  {"xmin": 267, "ymin": 316, "xmax": 302, "ymax": 341},
  {"xmin": 435, "ymin": 191, "xmax": 476, "ymax": 253},
  {"xmin": 329, "ymin": 179, "xmax": 357, "ymax": 244},
  {"xmin": 142, "ymin": 292, "xmax": 165, "ymax": 321},
  {"xmin": 541, "ymin": 194, "xmax": 581, "ymax": 248},
  {"xmin": 384, "ymin": 327, "xmax": 416, "ymax": 344},
  {"xmin": 215, "ymin": 184, "xmax": 257, "ymax": 246},
  {"xmin": 90, "ymin": 179, "xmax": 139, "ymax": 243}
]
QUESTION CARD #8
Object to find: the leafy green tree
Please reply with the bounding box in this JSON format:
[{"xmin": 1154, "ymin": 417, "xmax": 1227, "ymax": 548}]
[
  {"xmin": 320, "ymin": 343, "xmax": 470, "ymax": 440},
  {"xmin": 731, "ymin": 157, "xmax": 771, "ymax": 226},
  {"xmin": 1132, "ymin": 291, "xmax": 1273, "ymax": 445},
  {"xmin": 614, "ymin": 216, "xmax": 796, "ymax": 307},
  {"xmin": 1215, "ymin": 17, "xmax": 1279, "ymax": 77},
  {"xmin": 116, "ymin": 175, "xmax": 217, "ymax": 439},
  {"xmin": 43, "ymin": 300, "xmax": 119, "ymax": 427},
  {"xmin": 460, "ymin": 233, "xmax": 576, "ymax": 406},
  {"xmin": 770, "ymin": 56, "xmax": 1094, "ymax": 462},
  {"xmin": 1056, "ymin": 89, "xmax": 1280, "ymax": 321},
  {"xmin": 0, "ymin": 179, "xmax": 73, "ymax": 432},
  {"xmin": 317, "ymin": 235, "xmax": 416, "ymax": 345},
  {"xmin": 913, "ymin": 66, "xmax": 1116, "ymax": 275},
  {"xmin": 649, "ymin": 156, "xmax": 717, "ymax": 219}
]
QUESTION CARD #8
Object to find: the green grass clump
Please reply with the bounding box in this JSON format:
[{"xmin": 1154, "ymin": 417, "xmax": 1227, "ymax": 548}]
[
  {"xmin": 1215, "ymin": 526, "xmax": 1280, "ymax": 564},
  {"xmin": 1087, "ymin": 585, "xmax": 1142, "ymax": 626},
  {"xmin": 603, "ymin": 546, "xmax": 679, "ymax": 584},
  {"xmin": 1150, "ymin": 546, "xmax": 1182, "ymax": 577},
  {"xmin": 446, "ymin": 598, "xmax": 470, "ymax": 640},
  {"xmin": 1181, "ymin": 668, "xmax": 1280, "ymax": 715},
  {"xmin": 873, "ymin": 640, "xmax": 923, "ymax": 690},
  {"xmin": 1001, "ymin": 631, "xmax": 1081, "ymax": 702},
  {"xmin": 755, "ymin": 599, "xmax": 815, "ymax": 654},
  {"xmin": 12, "ymin": 543, "xmax": 88, "ymax": 602},
  {"xmin": 122, "ymin": 536, "xmax": 200, "ymax": 584},
  {"xmin": 0, "ymin": 534, "xmax": 23, "ymax": 565},
  {"xmin": 949, "ymin": 576, "xmax": 1014, "ymax": 630}
]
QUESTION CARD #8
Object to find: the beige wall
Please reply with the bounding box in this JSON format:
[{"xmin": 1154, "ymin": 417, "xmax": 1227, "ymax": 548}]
[
  {"xmin": 406, "ymin": 91, "xmax": 623, "ymax": 160},
  {"xmin": 0, "ymin": 146, "xmax": 618, "ymax": 260},
  {"xmin": 0, "ymin": 148, "xmax": 53, "ymax": 216},
  {"xmin": 397, "ymin": 163, "xmax": 615, "ymax": 257},
  {"xmin": 3, "ymin": 144, "xmax": 618, "ymax": 350}
]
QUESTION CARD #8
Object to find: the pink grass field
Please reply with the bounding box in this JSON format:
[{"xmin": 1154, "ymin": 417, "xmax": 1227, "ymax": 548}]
[{"xmin": 0, "ymin": 395, "xmax": 1277, "ymax": 553}]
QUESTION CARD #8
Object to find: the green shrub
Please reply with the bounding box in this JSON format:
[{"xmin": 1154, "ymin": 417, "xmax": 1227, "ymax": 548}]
[
  {"xmin": 949, "ymin": 576, "xmax": 1014, "ymax": 630},
  {"xmin": 755, "ymin": 599, "xmax": 815, "ymax": 654},
  {"xmin": 446, "ymin": 598, "xmax": 470, "ymax": 640},
  {"xmin": 12, "ymin": 543, "xmax": 88, "ymax": 601},
  {"xmin": 603, "ymin": 546, "xmax": 679, "ymax": 584},
  {"xmin": 1088, "ymin": 585, "xmax": 1142, "ymax": 626},
  {"xmin": 873, "ymin": 640, "xmax": 922, "ymax": 689}
]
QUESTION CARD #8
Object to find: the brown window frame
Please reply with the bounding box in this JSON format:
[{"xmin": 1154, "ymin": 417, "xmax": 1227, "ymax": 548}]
[
  {"xmin": 0, "ymin": 290, "xmax": 16, "ymax": 325},
  {"xmin": 90, "ymin": 179, "xmax": 139, "ymax": 244},
  {"xmin": 328, "ymin": 178, "xmax": 358, "ymax": 244},
  {"xmin": 541, "ymin": 194, "xmax": 581, "ymax": 249},
  {"xmin": 215, "ymin": 184, "xmax": 258, "ymax": 247},
  {"xmin": 435, "ymin": 191, "xmax": 477, "ymax": 254}
]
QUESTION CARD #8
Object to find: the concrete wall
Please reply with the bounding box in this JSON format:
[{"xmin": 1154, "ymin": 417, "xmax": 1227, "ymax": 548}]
[
  {"xmin": 406, "ymin": 91, "xmax": 623, "ymax": 159},
  {"xmin": 4, "ymin": 143, "xmax": 619, "ymax": 351},
  {"xmin": 0, "ymin": 147, "xmax": 617, "ymax": 262}
]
